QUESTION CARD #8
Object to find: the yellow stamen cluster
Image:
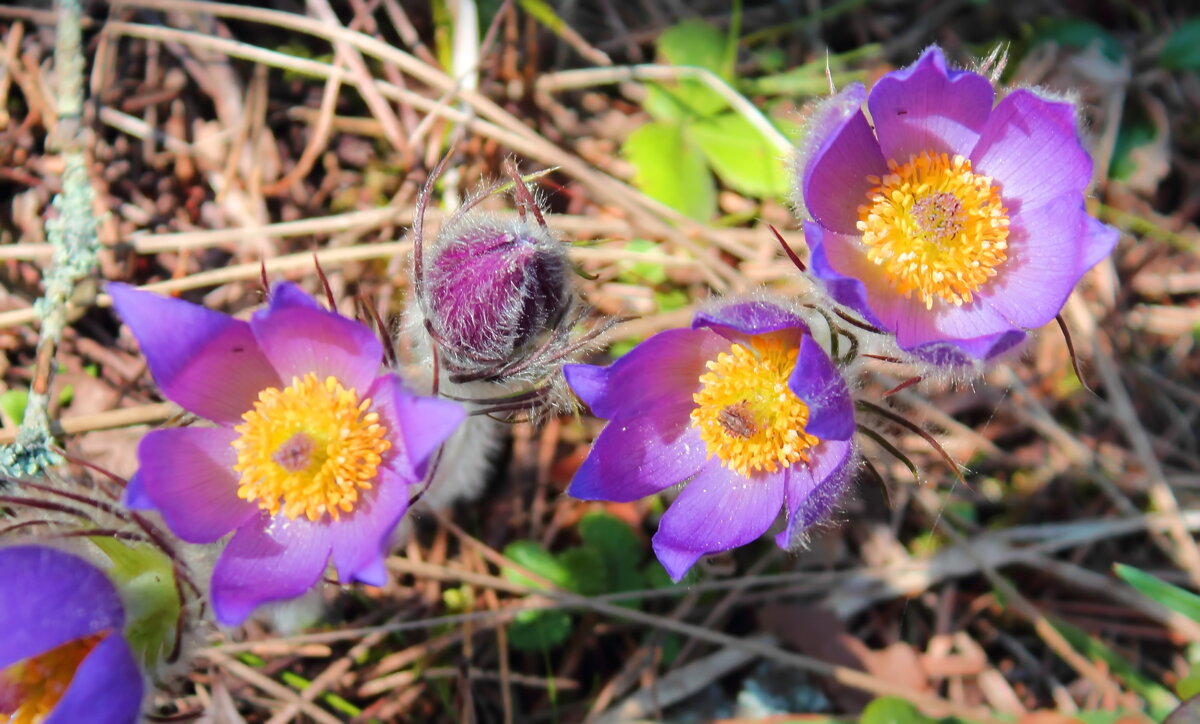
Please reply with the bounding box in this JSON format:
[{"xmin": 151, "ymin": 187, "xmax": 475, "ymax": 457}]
[
  {"xmin": 232, "ymin": 373, "xmax": 391, "ymax": 522},
  {"xmin": 857, "ymin": 151, "xmax": 1010, "ymax": 309},
  {"xmin": 690, "ymin": 337, "xmax": 819, "ymax": 477},
  {"xmin": 1, "ymin": 635, "xmax": 101, "ymax": 724}
]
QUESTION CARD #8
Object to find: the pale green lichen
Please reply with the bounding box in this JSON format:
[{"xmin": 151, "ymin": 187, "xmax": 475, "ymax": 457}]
[{"xmin": 0, "ymin": 0, "xmax": 98, "ymax": 477}]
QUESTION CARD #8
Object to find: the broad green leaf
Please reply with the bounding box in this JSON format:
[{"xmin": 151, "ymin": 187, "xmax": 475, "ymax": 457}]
[
  {"xmin": 1161, "ymin": 19, "xmax": 1200, "ymax": 71},
  {"xmin": 579, "ymin": 512, "xmax": 646, "ymax": 606},
  {"xmin": 689, "ymin": 111, "xmax": 789, "ymax": 198},
  {"xmin": 1178, "ymin": 671, "xmax": 1200, "ymax": 700},
  {"xmin": 557, "ymin": 547, "xmax": 607, "ymax": 596},
  {"xmin": 622, "ymin": 121, "xmax": 716, "ymax": 220},
  {"xmin": 91, "ymin": 537, "xmax": 181, "ymax": 670},
  {"xmin": 507, "ymin": 609, "xmax": 572, "ymax": 652},
  {"xmin": 1115, "ymin": 562, "xmax": 1200, "ymax": 623},
  {"xmin": 1, "ymin": 388, "xmax": 28, "ymax": 425},
  {"xmin": 654, "ymin": 20, "xmax": 731, "ymax": 117},
  {"xmin": 860, "ymin": 696, "xmax": 936, "ymax": 724},
  {"xmin": 1110, "ymin": 107, "xmax": 1158, "ymax": 181},
  {"xmin": 502, "ymin": 540, "xmax": 572, "ymax": 591},
  {"xmin": 579, "ymin": 512, "xmax": 642, "ymax": 569}
]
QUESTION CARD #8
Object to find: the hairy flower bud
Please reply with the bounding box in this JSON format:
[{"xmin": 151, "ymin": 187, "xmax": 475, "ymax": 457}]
[
  {"xmin": 424, "ymin": 212, "xmax": 571, "ymax": 377},
  {"xmin": 409, "ymin": 157, "xmax": 610, "ymax": 393}
]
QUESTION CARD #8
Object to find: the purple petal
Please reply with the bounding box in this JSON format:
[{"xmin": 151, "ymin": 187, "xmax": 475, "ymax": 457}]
[
  {"xmin": 774, "ymin": 439, "xmax": 855, "ymax": 549},
  {"xmin": 693, "ymin": 300, "xmax": 808, "ymax": 342},
  {"xmin": 979, "ymin": 194, "xmax": 1095, "ymax": 329},
  {"xmin": 568, "ymin": 400, "xmax": 708, "ymax": 503},
  {"xmin": 907, "ymin": 331, "xmax": 1027, "ymax": 364},
  {"xmin": 251, "ymin": 283, "xmax": 383, "ymax": 393},
  {"xmin": 799, "ymin": 84, "xmax": 888, "ymax": 235},
  {"xmin": 867, "ymin": 46, "xmax": 995, "ymax": 161},
  {"xmin": 805, "ymin": 222, "xmax": 883, "ymax": 327},
  {"xmin": 1079, "ymin": 215, "xmax": 1119, "ymax": 272},
  {"xmin": 0, "ymin": 546, "xmax": 124, "ymax": 669},
  {"xmin": 327, "ymin": 465, "xmax": 410, "ymax": 585},
  {"xmin": 971, "ymin": 89, "xmax": 1092, "ymax": 214},
  {"xmin": 379, "ymin": 376, "xmax": 466, "ymax": 480},
  {"xmin": 652, "ymin": 463, "xmax": 785, "ymax": 581},
  {"xmin": 122, "ymin": 473, "xmax": 156, "ymax": 511},
  {"xmin": 108, "ymin": 283, "xmax": 280, "ymax": 424},
  {"xmin": 789, "ymin": 336, "xmax": 853, "ymax": 441},
  {"xmin": 564, "ymin": 328, "xmax": 726, "ymax": 421},
  {"xmin": 45, "ymin": 634, "xmax": 143, "ymax": 724},
  {"xmin": 137, "ymin": 427, "xmax": 257, "ymax": 544},
  {"xmin": 210, "ymin": 513, "xmax": 334, "ymax": 625},
  {"xmin": 819, "ymin": 229, "xmax": 1017, "ymax": 350}
]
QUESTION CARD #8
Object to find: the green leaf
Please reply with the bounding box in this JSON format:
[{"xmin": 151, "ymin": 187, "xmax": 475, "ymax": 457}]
[
  {"xmin": 579, "ymin": 512, "xmax": 646, "ymax": 605},
  {"xmin": 654, "ymin": 20, "xmax": 731, "ymax": 117},
  {"xmin": 1033, "ymin": 19, "xmax": 1124, "ymax": 62},
  {"xmin": 1109, "ymin": 104, "xmax": 1158, "ymax": 181},
  {"xmin": 579, "ymin": 511, "xmax": 642, "ymax": 569},
  {"xmin": 1, "ymin": 388, "xmax": 29, "ymax": 425},
  {"xmin": 1177, "ymin": 671, "xmax": 1200, "ymax": 700},
  {"xmin": 860, "ymin": 696, "xmax": 936, "ymax": 724},
  {"xmin": 622, "ymin": 121, "xmax": 716, "ymax": 220},
  {"xmin": 91, "ymin": 537, "xmax": 182, "ymax": 670},
  {"xmin": 1161, "ymin": 19, "xmax": 1200, "ymax": 71},
  {"xmin": 689, "ymin": 111, "xmax": 789, "ymax": 198},
  {"xmin": 502, "ymin": 540, "xmax": 572, "ymax": 591},
  {"xmin": 617, "ymin": 238, "xmax": 668, "ymax": 285},
  {"xmin": 1115, "ymin": 563, "xmax": 1200, "ymax": 623},
  {"xmin": 507, "ymin": 609, "xmax": 572, "ymax": 652},
  {"xmin": 558, "ymin": 547, "xmax": 607, "ymax": 596}
]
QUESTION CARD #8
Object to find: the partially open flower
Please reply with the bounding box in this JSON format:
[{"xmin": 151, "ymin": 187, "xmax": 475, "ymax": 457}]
[
  {"xmin": 564, "ymin": 299, "xmax": 857, "ymax": 580},
  {"xmin": 0, "ymin": 545, "xmax": 144, "ymax": 724},
  {"xmin": 111, "ymin": 282, "xmax": 465, "ymax": 624},
  {"xmin": 795, "ymin": 46, "xmax": 1118, "ymax": 362}
]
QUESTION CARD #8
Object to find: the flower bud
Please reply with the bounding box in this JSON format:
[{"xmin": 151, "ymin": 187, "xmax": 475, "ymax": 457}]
[{"xmin": 423, "ymin": 212, "xmax": 571, "ymax": 378}]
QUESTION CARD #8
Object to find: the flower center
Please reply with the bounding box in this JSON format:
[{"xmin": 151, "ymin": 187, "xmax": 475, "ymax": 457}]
[
  {"xmin": 0, "ymin": 634, "xmax": 102, "ymax": 724},
  {"xmin": 856, "ymin": 151, "xmax": 1010, "ymax": 309},
  {"xmin": 690, "ymin": 337, "xmax": 819, "ymax": 477},
  {"xmin": 232, "ymin": 373, "xmax": 391, "ymax": 522}
]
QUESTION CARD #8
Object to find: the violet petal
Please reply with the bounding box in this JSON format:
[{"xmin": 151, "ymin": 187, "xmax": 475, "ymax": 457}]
[
  {"xmin": 568, "ymin": 401, "xmax": 708, "ymax": 503},
  {"xmin": 0, "ymin": 546, "xmax": 124, "ymax": 668},
  {"xmin": 327, "ymin": 465, "xmax": 410, "ymax": 585},
  {"xmin": 774, "ymin": 438, "xmax": 855, "ymax": 549},
  {"xmin": 805, "ymin": 222, "xmax": 883, "ymax": 327},
  {"xmin": 563, "ymin": 328, "xmax": 725, "ymax": 420},
  {"xmin": 137, "ymin": 427, "xmax": 257, "ymax": 544},
  {"xmin": 45, "ymin": 634, "xmax": 143, "ymax": 724},
  {"xmin": 971, "ymin": 89, "xmax": 1092, "ymax": 214},
  {"xmin": 693, "ymin": 301, "xmax": 808, "ymax": 342},
  {"xmin": 789, "ymin": 335, "xmax": 854, "ymax": 442},
  {"xmin": 210, "ymin": 513, "xmax": 333, "ymax": 625},
  {"xmin": 108, "ymin": 283, "xmax": 280, "ymax": 424},
  {"xmin": 867, "ymin": 46, "xmax": 994, "ymax": 161},
  {"xmin": 652, "ymin": 463, "xmax": 785, "ymax": 581},
  {"xmin": 800, "ymin": 84, "xmax": 888, "ymax": 235},
  {"xmin": 980, "ymin": 193, "xmax": 1096, "ymax": 329},
  {"xmin": 381, "ymin": 376, "xmax": 466, "ymax": 480},
  {"xmin": 1079, "ymin": 215, "xmax": 1120, "ymax": 273},
  {"xmin": 251, "ymin": 282, "xmax": 383, "ymax": 394}
]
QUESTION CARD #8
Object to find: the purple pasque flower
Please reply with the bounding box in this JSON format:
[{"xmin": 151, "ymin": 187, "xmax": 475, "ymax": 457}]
[
  {"xmin": 110, "ymin": 282, "xmax": 465, "ymax": 625},
  {"xmin": 0, "ymin": 545, "xmax": 143, "ymax": 724},
  {"xmin": 564, "ymin": 300, "xmax": 857, "ymax": 580},
  {"xmin": 796, "ymin": 46, "xmax": 1118, "ymax": 362}
]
